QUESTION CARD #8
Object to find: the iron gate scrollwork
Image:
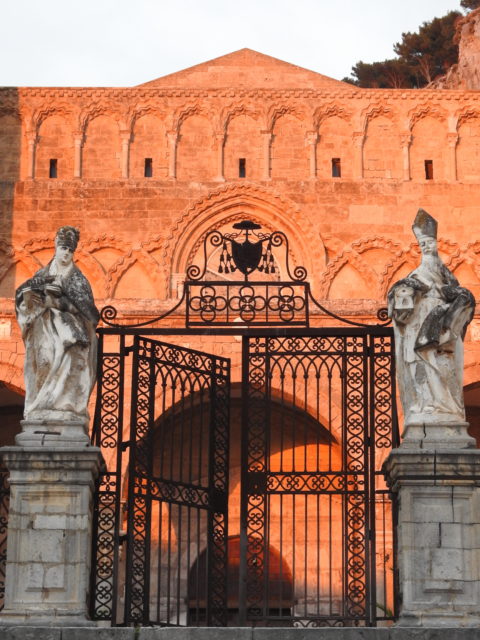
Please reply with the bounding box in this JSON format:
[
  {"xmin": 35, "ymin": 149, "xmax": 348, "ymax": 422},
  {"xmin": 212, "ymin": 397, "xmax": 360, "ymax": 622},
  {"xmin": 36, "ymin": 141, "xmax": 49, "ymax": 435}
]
[
  {"xmin": 240, "ymin": 331, "xmax": 398, "ymax": 627},
  {"xmin": 90, "ymin": 219, "xmax": 398, "ymax": 628},
  {"xmin": 90, "ymin": 336, "xmax": 230, "ymax": 626}
]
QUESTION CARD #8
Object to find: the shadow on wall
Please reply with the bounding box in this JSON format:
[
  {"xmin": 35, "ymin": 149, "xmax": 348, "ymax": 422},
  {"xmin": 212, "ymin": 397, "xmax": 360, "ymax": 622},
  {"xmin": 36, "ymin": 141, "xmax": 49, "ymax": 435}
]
[
  {"xmin": 465, "ymin": 382, "xmax": 480, "ymax": 447},
  {"xmin": 0, "ymin": 383, "xmax": 24, "ymax": 447},
  {"xmin": 0, "ymin": 88, "xmax": 20, "ymax": 299}
]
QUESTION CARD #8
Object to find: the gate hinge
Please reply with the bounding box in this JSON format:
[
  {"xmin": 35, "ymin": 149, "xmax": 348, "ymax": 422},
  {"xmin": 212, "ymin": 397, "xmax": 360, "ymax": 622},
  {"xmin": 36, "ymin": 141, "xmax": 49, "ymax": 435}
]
[
  {"xmin": 121, "ymin": 440, "xmax": 132, "ymax": 451},
  {"xmin": 124, "ymin": 345, "xmax": 134, "ymax": 355}
]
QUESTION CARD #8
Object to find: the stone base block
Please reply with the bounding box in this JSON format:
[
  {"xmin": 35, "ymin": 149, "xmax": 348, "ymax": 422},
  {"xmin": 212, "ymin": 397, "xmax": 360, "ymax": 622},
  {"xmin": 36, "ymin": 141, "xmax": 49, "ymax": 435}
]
[
  {"xmin": 401, "ymin": 420, "xmax": 476, "ymax": 450},
  {"xmin": 0, "ymin": 612, "xmax": 96, "ymax": 627},
  {"xmin": 15, "ymin": 417, "xmax": 90, "ymax": 448},
  {"xmin": 4, "ymin": 628, "xmax": 480, "ymax": 640},
  {"xmin": 0, "ymin": 446, "xmax": 103, "ymax": 626},
  {"xmin": 384, "ymin": 447, "xmax": 480, "ymax": 628}
]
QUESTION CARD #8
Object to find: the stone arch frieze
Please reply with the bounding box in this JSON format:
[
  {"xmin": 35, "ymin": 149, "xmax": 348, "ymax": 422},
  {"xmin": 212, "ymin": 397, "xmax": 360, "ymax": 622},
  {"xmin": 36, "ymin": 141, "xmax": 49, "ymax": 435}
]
[
  {"xmin": 408, "ymin": 104, "xmax": 448, "ymax": 130},
  {"xmin": 267, "ymin": 104, "xmax": 306, "ymax": 132},
  {"xmin": 314, "ymin": 103, "xmax": 351, "ymax": 130},
  {"xmin": 172, "ymin": 104, "xmax": 214, "ymax": 135},
  {"xmin": 79, "ymin": 102, "xmax": 124, "ymax": 134},
  {"xmin": 0, "ymin": 363, "xmax": 25, "ymax": 397},
  {"xmin": 163, "ymin": 182, "xmax": 325, "ymax": 297},
  {"xmin": 319, "ymin": 235, "xmax": 438, "ymax": 300},
  {"xmin": 361, "ymin": 104, "xmax": 398, "ymax": 133},
  {"xmin": 127, "ymin": 104, "xmax": 167, "ymax": 134},
  {"xmin": 318, "ymin": 247, "xmax": 385, "ymax": 300},
  {"xmin": 379, "ymin": 238, "xmax": 460, "ymax": 297},
  {"xmin": 221, "ymin": 104, "xmax": 264, "ymax": 134},
  {"xmin": 106, "ymin": 248, "xmax": 163, "ymax": 299},
  {"xmin": 32, "ymin": 103, "xmax": 76, "ymax": 133}
]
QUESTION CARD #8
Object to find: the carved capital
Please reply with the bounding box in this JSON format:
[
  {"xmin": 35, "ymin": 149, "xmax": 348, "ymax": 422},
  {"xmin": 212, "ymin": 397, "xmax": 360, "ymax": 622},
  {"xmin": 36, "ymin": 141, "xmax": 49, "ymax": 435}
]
[
  {"xmin": 352, "ymin": 131, "xmax": 364, "ymax": 147},
  {"xmin": 447, "ymin": 132, "xmax": 459, "ymax": 148},
  {"xmin": 306, "ymin": 131, "xmax": 318, "ymax": 145},
  {"xmin": 73, "ymin": 131, "xmax": 84, "ymax": 146},
  {"xmin": 400, "ymin": 132, "xmax": 412, "ymax": 148},
  {"xmin": 26, "ymin": 131, "xmax": 37, "ymax": 145},
  {"xmin": 167, "ymin": 131, "xmax": 178, "ymax": 144}
]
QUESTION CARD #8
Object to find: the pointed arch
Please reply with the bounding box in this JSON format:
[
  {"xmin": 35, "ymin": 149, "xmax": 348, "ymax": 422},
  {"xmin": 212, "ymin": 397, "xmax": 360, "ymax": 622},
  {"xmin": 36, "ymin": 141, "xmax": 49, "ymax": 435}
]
[{"xmin": 163, "ymin": 183, "xmax": 325, "ymax": 297}]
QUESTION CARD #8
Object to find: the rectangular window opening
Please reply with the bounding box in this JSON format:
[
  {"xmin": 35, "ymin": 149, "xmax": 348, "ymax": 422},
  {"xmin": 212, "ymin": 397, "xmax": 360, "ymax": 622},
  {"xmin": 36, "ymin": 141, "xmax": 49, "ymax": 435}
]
[
  {"xmin": 332, "ymin": 158, "xmax": 341, "ymax": 178},
  {"xmin": 424, "ymin": 160, "xmax": 433, "ymax": 180},
  {"xmin": 144, "ymin": 158, "xmax": 153, "ymax": 178},
  {"xmin": 239, "ymin": 158, "xmax": 246, "ymax": 178},
  {"xmin": 49, "ymin": 159, "xmax": 58, "ymax": 179}
]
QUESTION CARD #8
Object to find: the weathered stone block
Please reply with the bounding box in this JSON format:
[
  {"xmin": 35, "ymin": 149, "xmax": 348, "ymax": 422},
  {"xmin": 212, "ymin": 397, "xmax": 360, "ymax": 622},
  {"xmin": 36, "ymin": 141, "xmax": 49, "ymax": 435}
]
[
  {"xmin": 1, "ymin": 628, "xmax": 62, "ymax": 640},
  {"xmin": 139, "ymin": 630, "xmax": 252, "ymax": 640},
  {"xmin": 62, "ymin": 628, "xmax": 136, "ymax": 640}
]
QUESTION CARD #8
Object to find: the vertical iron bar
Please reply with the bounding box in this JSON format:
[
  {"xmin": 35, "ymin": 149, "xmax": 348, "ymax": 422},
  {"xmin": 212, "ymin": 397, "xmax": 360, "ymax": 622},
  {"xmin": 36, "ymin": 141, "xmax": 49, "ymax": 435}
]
[
  {"xmin": 238, "ymin": 335, "xmax": 250, "ymax": 626},
  {"xmin": 365, "ymin": 334, "xmax": 374, "ymax": 626},
  {"xmin": 124, "ymin": 335, "xmax": 140, "ymax": 623}
]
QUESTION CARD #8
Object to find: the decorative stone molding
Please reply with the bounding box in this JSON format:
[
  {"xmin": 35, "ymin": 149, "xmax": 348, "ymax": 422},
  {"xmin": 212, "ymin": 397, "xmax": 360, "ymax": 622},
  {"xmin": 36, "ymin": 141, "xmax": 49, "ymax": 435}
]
[
  {"xmin": 32, "ymin": 104, "xmax": 75, "ymax": 134},
  {"xmin": 408, "ymin": 104, "xmax": 448, "ymax": 129},
  {"xmin": 162, "ymin": 182, "xmax": 323, "ymax": 297},
  {"xmin": 361, "ymin": 104, "xmax": 396, "ymax": 133}
]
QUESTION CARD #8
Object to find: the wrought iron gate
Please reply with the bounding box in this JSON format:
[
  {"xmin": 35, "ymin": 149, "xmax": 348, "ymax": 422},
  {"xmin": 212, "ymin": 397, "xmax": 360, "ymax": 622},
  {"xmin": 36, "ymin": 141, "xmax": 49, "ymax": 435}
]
[
  {"xmin": 89, "ymin": 220, "xmax": 398, "ymax": 627},
  {"xmin": 90, "ymin": 336, "xmax": 230, "ymax": 626},
  {"xmin": 240, "ymin": 331, "xmax": 397, "ymax": 627}
]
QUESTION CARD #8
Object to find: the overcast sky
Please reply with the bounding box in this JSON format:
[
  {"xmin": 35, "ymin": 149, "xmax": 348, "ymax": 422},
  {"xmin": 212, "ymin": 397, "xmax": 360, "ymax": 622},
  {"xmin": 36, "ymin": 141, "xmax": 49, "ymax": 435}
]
[{"xmin": 1, "ymin": 0, "xmax": 464, "ymax": 87}]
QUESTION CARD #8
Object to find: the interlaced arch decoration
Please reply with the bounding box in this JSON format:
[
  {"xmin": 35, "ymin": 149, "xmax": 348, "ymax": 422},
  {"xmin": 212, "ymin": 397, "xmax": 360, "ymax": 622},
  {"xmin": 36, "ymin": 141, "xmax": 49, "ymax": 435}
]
[
  {"xmin": 101, "ymin": 215, "xmax": 390, "ymax": 329},
  {"xmin": 163, "ymin": 183, "xmax": 323, "ymax": 298}
]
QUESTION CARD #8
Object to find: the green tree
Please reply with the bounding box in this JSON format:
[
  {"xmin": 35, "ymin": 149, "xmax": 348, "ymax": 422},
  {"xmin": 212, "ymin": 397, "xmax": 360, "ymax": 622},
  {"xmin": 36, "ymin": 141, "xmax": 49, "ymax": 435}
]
[
  {"xmin": 461, "ymin": 0, "xmax": 480, "ymax": 10},
  {"xmin": 345, "ymin": 59, "xmax": 413, "ymax": 88},
  {"xmin": 344, "ymin": 10, "xmax": 461, "ymax": 88},
  {"xmin": 394, "ymin": 11, "xmax": 461, "ymax": 84}
]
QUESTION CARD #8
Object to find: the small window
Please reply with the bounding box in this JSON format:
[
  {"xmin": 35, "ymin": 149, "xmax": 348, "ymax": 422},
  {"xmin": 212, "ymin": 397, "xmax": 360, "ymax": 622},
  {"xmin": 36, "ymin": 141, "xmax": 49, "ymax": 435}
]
[
  {"xmin": 424, "ymin": 160, "xmax": 433, "ymax": 180},
  {"xmin": 239, "ymin": 158, "xmax": 246, "ymax": 178},
  {"xmin": 49, "ymin": 159, "xmax": 58, "ymax": 179},
  {"xmin": 332, "ymin": 158, "xmax": 341, "ymax": 178},
  {"xmin": 144, "ymin": 158, "xmax": 153, "ymax": 178}
]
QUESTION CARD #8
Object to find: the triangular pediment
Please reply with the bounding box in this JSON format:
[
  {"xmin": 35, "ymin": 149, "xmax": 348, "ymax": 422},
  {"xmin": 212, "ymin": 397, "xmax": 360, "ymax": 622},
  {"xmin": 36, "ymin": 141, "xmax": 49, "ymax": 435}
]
[{"xmin": 138, "ymin": 49, "xmax": 353, "ymax": 90}]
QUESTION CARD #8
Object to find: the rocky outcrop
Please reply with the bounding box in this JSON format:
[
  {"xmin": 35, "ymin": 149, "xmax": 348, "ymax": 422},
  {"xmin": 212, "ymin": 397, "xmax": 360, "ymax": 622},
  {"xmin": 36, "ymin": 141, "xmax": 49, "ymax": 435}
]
[{"xmin": 429, "ymin": 8, "xmax": 480, "ymax": 89}]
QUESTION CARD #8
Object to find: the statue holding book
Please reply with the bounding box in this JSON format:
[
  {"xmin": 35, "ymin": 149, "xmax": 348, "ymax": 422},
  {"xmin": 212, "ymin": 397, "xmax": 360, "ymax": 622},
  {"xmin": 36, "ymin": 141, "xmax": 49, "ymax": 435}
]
[{"xmin": 15, "ymin": 226, "xmax": 99, "ymax": 423}]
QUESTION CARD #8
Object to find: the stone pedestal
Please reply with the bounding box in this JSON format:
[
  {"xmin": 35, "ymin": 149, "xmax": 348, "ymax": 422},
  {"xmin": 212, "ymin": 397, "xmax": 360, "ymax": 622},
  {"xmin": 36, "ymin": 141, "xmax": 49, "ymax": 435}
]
[
  {"xmin": 0, "ymin": 437, "xmax": 103, "ymax": 626},
  {"xmin": 383, "ymin": 426, "xmax": 480, "ymax": 627}
]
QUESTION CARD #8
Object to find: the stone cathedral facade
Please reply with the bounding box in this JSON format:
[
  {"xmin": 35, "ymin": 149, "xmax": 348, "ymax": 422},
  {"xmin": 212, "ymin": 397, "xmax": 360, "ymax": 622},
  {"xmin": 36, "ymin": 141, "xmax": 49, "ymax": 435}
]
[
  {"xmin": 0, "ymin": 48, "xmax": 480, "ymax": 444},
  {"xmin": 2, "ymin": 47, "xmax": 480, "ymax": 629}
]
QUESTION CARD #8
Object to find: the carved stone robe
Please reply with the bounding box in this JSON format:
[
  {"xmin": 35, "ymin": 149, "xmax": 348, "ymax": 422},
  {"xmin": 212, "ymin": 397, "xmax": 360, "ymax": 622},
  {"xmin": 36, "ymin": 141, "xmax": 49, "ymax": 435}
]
[
  {"xmin": 15, "ymin": 261, "xmax": 99, "ymax": 421},
  {"xmin": 388, "ymin": 257, "xmax": 474, "ymax": 424}
]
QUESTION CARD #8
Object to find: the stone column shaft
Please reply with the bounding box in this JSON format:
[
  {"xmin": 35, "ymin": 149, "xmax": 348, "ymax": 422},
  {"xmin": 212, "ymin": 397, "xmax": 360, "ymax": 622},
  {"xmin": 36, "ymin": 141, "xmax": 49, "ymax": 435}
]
[
  {"xmin": 447, "ymin": 133, "xmax": 459, "ymax": 182},
  {"xmin": 400, "ymin": 133, "xmax": 412, "ymax": 181},
  {"xmin": 306, "ymin": 131, "xmax": 318, "ymax": 179},
  {"xmin": 73, "ymin": 134, "xmax": 83, "ymax": 179},
  {"xmin": 26, "ymin": 133, "xmax": 37, "ymax": 179},
  {"xmin": 214, "ymin": 133, "xmax": 225, "ymax": 181},
  {"xmin": 353, "ymin": 132, "xmax": 364, "ymax": 179},
  {"xmin": 167, "ymin": 131, "xmax": 177, "ymax": 180},
  {"xmin": 120, "ymin": 132, "xmax": 130, "ymax": 179},
  {"xmin": 262, "ymin": 130, "xmax": 272, "ymax": 180}
]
